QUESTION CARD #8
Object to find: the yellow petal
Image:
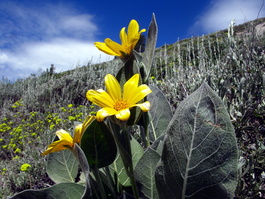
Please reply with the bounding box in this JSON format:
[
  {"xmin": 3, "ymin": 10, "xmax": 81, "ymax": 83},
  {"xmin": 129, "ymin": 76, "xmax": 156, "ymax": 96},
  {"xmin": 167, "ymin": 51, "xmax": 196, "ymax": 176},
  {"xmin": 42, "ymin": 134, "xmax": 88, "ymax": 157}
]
[
  {"xmin": 105, "ymin": 74, "xmax": 121, "ymax": 101},
  {"xmin": 41, "ymin": 140, "xmax": 72, "ymax": 156},
  {"xmin": 132, "ymin": 101, "xmax": 151, "ymax": 112},
  {"xmin": 94, "ymin": 42, "xmax": 120, "ymax": 56},
  {"xmin": 56, "ymin": 129, "xmax": 73, "ymax": 143},
  {"xmin": 130, "ymin": 29, "xmax": 145, "ymax": 50},
  {"xmin": 105, "ymin": 38, "xmax": 125, "ymax": 56},
  {"xmin": 82, "ymin": 115, "xmax": 96, "ymax": 133},
  {"xmin": 126, "ymin": 85, "xmax": 152, "ymax": 106},
  {"xmin": 127, "ymin": 20, "xmax": 146, "ymax": 50},
  {"xmin": 139, "ymin": 29, "xmax": 146, "ymax": 34},
  {"xmin": 120, "ymin": 27, "xmax": 127, "ymax": 47},
  {"xmin": 96, "ymin": 107, "xmax": 118, "ymax": 122},
  {"xmin": 115, "ymin": 108, "xmax": 131, "ymax": 121},
  {"xmin": 86, "ymin": 89, "xmax": 115, "ymax": 108},
  {"xmin": 123, "ymin": 74, "xmax": 139, "ymax": 100},
  {"xmin": 73, "ymin": 124, "xmax": 83, "ymax": 144},
  {"xmin": 127, "ymin": 20, "xmax": 139, "ymax": 43}
]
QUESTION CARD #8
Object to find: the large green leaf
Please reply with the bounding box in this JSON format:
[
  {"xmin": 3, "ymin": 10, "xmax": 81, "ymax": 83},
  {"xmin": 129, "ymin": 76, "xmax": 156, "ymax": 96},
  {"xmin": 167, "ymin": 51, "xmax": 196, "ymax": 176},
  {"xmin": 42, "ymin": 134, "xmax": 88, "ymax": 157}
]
[
  {"xmin": 116, "ymin": 57, "xmax": 139, "ymax": 86},
  {"xmin": 9, "ymin": 183, "xmax": 85, "ymax": 199},
  {"xmin": 155, "ymin": 82, "xmax": 238, "ymax": 199},
  {"xmin": 110, "ymin": 136, "xmax": 144, "ymax": 186},
  {"xmin": 80, "ymin": 119, "xmax": 117, "ymax": 169},
  {"xmin": 135, "ymin": 148, "xmax": 160, "ymax": 199},
  {"xmin": 148, "ymin": 85, "xmax": 173, "ymax": 141},
  {"xmin": 141, "ymin": 13, "xmax": 158, "ymax": 82},
  {"xmin": 46, "ymin": 148, "xmax": 79, "ymax": 183},
  {"xmin": 134, "ymin": 135, "xmax": 165, "ymax": 199}
]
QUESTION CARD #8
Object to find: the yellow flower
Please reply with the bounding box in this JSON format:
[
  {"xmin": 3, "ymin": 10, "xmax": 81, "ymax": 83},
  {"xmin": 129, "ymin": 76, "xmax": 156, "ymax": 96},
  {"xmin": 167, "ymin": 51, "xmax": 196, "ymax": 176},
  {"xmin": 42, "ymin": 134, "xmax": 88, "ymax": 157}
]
[
  {"xmin": 2, "ymin": 168, "xmax": 7, "ymax": 175},
  {"xmin": 86, "ymin": 74, "xmax": 152, "ymax": 122},
  {"xmin": 12, "ymin": 155, "xmax": 20, "ymax": 160},
  {"xmin": 42, "ymin": 116, "xmax": 95, "ymax": 155},
  {"xmin": 94, "ymin": 19, "xmax": 146, "ymax": 58},
  {"xmin": 20, "ymin": 163, "xmax": 31, "ymax": 172}
]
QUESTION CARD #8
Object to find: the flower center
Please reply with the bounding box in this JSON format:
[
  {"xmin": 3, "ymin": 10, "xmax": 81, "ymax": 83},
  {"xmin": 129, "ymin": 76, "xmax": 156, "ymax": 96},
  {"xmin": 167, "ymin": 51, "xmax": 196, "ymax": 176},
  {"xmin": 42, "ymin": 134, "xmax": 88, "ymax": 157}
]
[{"xmin": 114, "ymin": 100, "xmax": 129, "ymax": 111}]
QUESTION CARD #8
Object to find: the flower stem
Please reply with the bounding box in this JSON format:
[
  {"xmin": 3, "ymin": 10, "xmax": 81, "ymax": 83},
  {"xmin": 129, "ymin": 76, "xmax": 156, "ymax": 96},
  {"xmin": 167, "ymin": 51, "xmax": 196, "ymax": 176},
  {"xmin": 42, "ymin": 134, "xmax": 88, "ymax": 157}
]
[
  {"xmin": 92, "ymin": 167, "xmax": 107, "ymax": 199},
  {"xmin": 116, "ymin": 121, "xmax": 140, "ymax": 199}
]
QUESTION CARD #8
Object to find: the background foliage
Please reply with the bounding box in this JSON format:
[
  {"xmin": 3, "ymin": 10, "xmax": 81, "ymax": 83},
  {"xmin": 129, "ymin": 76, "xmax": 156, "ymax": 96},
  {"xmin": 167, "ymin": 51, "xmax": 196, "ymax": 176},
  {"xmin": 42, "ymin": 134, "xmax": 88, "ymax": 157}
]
[{"xmin": 0, "ymin": 18, "xmax": 264, "ymax": 198}]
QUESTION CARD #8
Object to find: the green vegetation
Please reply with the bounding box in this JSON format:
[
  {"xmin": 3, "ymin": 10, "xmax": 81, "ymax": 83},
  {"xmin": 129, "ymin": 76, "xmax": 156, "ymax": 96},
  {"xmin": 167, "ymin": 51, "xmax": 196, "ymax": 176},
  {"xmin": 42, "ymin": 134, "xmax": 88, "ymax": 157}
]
[{"xmin": 1, "ymin": 18, "xmax": 265, "ymax": 198}]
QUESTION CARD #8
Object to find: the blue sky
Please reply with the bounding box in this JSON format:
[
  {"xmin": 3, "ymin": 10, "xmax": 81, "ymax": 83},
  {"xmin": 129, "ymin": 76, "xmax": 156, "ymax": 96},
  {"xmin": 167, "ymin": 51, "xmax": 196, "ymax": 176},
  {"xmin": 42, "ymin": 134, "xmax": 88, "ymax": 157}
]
[{"xmin": 1, "ymin": 0, "xmax": 264, "ymax": 80}]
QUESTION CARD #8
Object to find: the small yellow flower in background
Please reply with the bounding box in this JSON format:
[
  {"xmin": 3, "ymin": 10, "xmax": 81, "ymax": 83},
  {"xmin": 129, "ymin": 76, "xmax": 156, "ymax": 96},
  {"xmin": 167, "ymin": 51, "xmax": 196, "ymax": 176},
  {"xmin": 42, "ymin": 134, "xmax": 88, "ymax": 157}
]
[
  {"xmin": 60, "ymin": 107, "xmax": 67, "ymax": 112},
  {"xmin": 68, "ymin": 116, "xmax": 76, "ymax": 121},
  {"xmin": 94, "ymin": 19, "xmax": 146, "ymax": 58},
  {"xmin": 14, "ymin": 148, "xmax": 21, "ymax": 153},
  {"xmin": 20, "ymin": 163, "xmax": 31, "ymax": 172},
  {"xmin": 42, "ymin": 116, "xmax": 95, "ymax": 156},
  {"xmin": 49, "ymin": 124, "xmax": 55, "ymax": 130},
  {"xmin": 2, "ymin": 168, "xmax": 7, "ymax": 175},
  {"xmin": 86, "ymin": 74, "xmax": 152, "ymax": 122},
  {"xmin": 12, "ymin": 155, "xmax": 20, "ymax": 160}
]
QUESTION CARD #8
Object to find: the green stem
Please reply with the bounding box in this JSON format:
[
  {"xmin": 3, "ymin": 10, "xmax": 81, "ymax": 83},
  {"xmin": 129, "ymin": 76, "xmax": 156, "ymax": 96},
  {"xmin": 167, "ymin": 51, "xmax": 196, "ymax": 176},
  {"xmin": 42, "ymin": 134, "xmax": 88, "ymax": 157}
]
[
  {"xmin": 118, "ymin": 122, "xmax": 140, "ymax": 199},
  {"xmin": 126, "ymin": 161, "xmax": 139, "ymax": 199},
  {"xmin": 144, "ymin": 121, "xmax": 151, "ymax": 148},
  {"xmin": 89, "ymin": 177, "xmax": 100, "ymax": 199},
  {"xmin": 103, "ymin": 167, "xmax": 118, "ymax": 198},
  {"xmin": 92, "ymin": 168, "xmax": 107, "ymax": 199}
]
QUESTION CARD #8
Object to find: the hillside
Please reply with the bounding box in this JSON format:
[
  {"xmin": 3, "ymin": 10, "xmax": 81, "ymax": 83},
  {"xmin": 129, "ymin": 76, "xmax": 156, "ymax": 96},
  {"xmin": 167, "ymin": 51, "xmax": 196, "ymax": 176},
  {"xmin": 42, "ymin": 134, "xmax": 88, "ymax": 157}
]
[
  {"xmin": 0, "ymin": 17, "xmax": 264, "ymax": 198},
  {"xmin": 1, "ymin": 17, "xmax": 265, "ymax": 109}
]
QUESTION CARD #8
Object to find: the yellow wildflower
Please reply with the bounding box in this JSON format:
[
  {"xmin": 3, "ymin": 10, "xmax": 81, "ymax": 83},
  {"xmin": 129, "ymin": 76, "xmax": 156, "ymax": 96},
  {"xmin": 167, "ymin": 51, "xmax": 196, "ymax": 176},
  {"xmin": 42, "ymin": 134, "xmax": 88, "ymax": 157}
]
[
  {"xmin": 94, "ymin": 19, "xmax": 145, "ymax": 58},
  {"xmin": 2, "ymin": 168, "xmax": 7, "ymax": 175},
  {"xmin": 42, "ymin": 116, "xmax": 95, "ymax": 155},
  {"xmin": 86, "ymin": 74, "xmax": 152, "ymax": 122},
  {"xmin": 12, "ymin": 156, "xmax": 20, "ymax": 160},
  {"xmin": 20, "ymin": 163, "xmax": 31, "ymax": 172}
]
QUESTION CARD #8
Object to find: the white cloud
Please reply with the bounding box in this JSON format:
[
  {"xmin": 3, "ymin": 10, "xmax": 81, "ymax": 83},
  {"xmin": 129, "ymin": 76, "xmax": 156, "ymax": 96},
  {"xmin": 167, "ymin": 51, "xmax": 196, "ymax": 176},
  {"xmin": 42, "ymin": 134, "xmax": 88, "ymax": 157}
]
[
  {"xmin": 0, "ymin": 1, "xmax": 112, "ymax": 80},
  {"xmin": 0, "ymin": 39, "xmax": 112, "ymax": 80},
  {"xmin": 0, "ymin": 53, "xmax": 8, "ymax": 63},
  {"xmin": 191, "ymin": 0, "xmax": 265, "ymax": 35},
  {"xmin": 0, "ymin": 1, "xmax": 97, "ymax": 41}
]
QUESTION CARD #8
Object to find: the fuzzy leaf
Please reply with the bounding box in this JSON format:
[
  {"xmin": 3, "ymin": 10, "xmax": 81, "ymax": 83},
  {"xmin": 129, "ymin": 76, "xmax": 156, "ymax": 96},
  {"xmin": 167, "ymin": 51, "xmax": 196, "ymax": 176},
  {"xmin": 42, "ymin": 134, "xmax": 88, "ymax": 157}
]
[
  {"xmin": 46, "ymin": 148, "xmax": 79, "ymax": 183},
  {"xmin": 148, "ymin": 85, "xmax": 173, "ymax": 141},
  {"xmin": 116, "ymin": 57, "xmax": 139, "ymax": 85},
  {"xmin": 135, "ymin": 148, "xmax": 160, "ymax": 199},
  {"xmin": 73, "ymin": 143, "xmax": 92, "ymax": 198},
  {"xmin": 155, "ymin": 82, "xmax": 238, "ymax": 199},
  {"xmin": 9, "ymin": 183, "xmax": 85, "ymax": 199},
  {"xmin": 134, "ymin": 135, "xmax": 165, "ymax": 199},
  {"xmin": 141, "ymin": 13, "xmax": 158, "ymax": 82},
  {"xmin": 110, "ymin": 136, "xmax": 144, "ymax": 186}
]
